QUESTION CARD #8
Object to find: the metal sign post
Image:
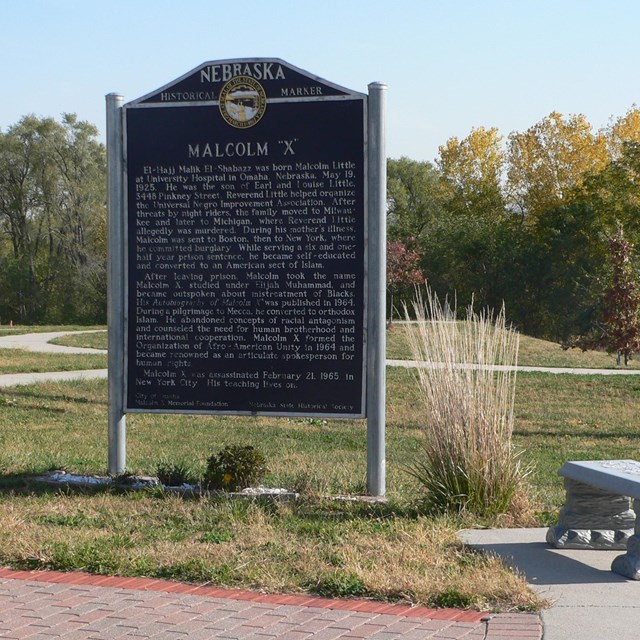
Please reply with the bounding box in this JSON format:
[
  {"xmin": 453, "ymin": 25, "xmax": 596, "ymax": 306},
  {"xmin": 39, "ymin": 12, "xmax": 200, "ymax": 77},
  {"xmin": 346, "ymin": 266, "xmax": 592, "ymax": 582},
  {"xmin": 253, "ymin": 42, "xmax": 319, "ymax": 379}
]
[
  {"xmin": 366, "ymin": 82, "xmax": 387, "ymax": 497},
  {"xmin": 106, "ymin": 92, "xmax": 126, "ymax": 475}
]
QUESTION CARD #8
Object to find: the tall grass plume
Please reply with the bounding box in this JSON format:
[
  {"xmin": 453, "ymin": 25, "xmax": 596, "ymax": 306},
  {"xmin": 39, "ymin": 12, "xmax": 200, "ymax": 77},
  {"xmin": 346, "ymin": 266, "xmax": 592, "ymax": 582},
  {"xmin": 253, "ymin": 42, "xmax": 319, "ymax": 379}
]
[{"xmin": 404, "ymin": 288, "xmax": 526, "ymax": 516}]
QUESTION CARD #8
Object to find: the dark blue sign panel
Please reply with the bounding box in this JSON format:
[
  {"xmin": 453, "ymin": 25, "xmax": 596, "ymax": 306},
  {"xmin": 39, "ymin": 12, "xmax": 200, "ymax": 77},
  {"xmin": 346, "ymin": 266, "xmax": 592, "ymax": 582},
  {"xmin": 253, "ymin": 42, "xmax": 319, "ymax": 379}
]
[{"xmin": 124, "ymin": 59, "xmax": 367, "ymax": 417}]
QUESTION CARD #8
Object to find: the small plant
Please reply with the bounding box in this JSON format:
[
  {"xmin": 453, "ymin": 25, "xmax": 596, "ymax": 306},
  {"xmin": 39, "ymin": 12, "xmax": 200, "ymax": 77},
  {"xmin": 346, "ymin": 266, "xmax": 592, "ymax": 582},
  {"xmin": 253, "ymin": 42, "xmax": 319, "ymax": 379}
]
[
  {"xmin": 203, "ymin": 445, "xmax": 267, "ymax": 492},
  {"xmin": 430, "ymin": 588, "xmax": 476, "ymax": 609},
  {"xmin": 39, "ymin": 512, "xmax": 91, "ymax": 528},
  {"xmin": 313, "ymin": 570, "xmax": 368, "ymax": 598},
  {"xmin": 155, "ymin": 459, "xmax": 199, "ymax": 487},
  {"xmin": 110, "ymin": 472, "xmax": 138, "ymax": 487},
  {"xmin": 199, "ymin": 530, "xmax": 234, "ymax": 544},
  {"xmin": 284, "ymin": 470, "xmax": 329, "ymax": 496}
]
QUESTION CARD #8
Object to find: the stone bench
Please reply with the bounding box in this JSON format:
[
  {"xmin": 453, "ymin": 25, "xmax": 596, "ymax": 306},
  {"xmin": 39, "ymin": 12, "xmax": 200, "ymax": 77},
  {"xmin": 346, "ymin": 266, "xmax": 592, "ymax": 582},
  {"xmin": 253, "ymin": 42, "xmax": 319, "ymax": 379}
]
[{"xmin": 546, "ymin": 460, "xmax": 640, "ymax": 579}]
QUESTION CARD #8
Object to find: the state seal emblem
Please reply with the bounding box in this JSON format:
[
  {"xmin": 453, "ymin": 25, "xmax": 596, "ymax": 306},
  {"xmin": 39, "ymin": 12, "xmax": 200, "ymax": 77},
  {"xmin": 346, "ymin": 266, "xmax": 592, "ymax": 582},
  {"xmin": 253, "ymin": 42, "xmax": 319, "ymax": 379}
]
[{"xmin": 219, "ymin": 76, "xmax": 266, "ymax": 128}]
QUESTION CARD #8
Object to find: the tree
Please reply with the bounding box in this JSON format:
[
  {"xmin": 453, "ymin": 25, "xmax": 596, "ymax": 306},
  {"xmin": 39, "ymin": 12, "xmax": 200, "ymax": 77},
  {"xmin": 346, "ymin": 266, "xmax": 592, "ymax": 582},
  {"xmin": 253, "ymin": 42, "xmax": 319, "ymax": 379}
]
[
  {"xmin": 602, "ymin": 224, "xmax": 640, "ymax": 365},
  {"xmin": 523, "ymin": 202, "xmax": 606, "ymax": 341},
  {"xmin": 387, "ymin": 157, "xmax": 449, "ymax": 243},
  {"xmin": 506, "ymin": 111, "xmax": 609, "ymax": 222},
  {"xmin": 0, "ymin": 114, "xmax": 106, "ymax": 322},
  {"xmin": 437, "ymin": 127, "xmax": 506, "ymax": 219},
  {"xmin": 605, "ymin": 106, "xmax": 640, "ymax": 161},
  {"xmin": 577, "ymin": 140, "xmax": 640, "ymax": 230},
  {"xmin": 386, "ymin": 238, "xmax": 424, "ymax": 321},
  {"xmin": 383, "ymin": 107, "xmax": 640, "ymax": 342}
]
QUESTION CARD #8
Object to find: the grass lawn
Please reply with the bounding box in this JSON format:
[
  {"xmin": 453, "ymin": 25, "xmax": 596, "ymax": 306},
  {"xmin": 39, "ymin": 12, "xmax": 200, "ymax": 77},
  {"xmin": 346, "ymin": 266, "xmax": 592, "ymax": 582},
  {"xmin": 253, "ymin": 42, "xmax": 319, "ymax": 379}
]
[
  {"xmin": 514, "ymin": 372, "xmax": 640, "ymax": 508},
  {"xmin": 0, "ymin": 371, "xmax": 544, "ymax": 612},
  {"xmin": 1, "ymin": 325, "xmax": 639, "ymax": 611},
  {"xmin": 48, "ymin": 330, "xmax": 107, "ymax": 350},
  {"xmin": 0, "ymin": 327, "xmax": 107, "ymax": 374},
  {"xmin": 387, "ymin": 322, "xmax": 640, "ymax": 369},
  {"xmin": 0, "ymin": 350, "xmax": 107, "ymax": 374},
  {"xmin": 0, "ymin": 364, "xmax": 639, "ymax": 611},
  {"xmin": 0, "ymin": 325, "xmax": 104, "ymax": 337}
]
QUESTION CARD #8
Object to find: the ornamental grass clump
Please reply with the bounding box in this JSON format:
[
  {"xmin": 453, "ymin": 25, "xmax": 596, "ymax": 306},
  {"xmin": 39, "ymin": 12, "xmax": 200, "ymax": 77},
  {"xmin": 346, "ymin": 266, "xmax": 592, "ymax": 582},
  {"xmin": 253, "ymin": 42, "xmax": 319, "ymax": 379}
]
[{"xmin": 404, "ymin": 288, "xmax": 526, "ymax": 517}]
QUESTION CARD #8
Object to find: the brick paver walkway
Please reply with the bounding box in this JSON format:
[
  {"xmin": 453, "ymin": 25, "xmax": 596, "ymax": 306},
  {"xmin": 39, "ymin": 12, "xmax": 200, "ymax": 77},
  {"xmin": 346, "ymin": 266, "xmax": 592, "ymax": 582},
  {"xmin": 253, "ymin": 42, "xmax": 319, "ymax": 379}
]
[{"xmin": 0, "ymin": 568, "xmax": 541, "ymax": 640}]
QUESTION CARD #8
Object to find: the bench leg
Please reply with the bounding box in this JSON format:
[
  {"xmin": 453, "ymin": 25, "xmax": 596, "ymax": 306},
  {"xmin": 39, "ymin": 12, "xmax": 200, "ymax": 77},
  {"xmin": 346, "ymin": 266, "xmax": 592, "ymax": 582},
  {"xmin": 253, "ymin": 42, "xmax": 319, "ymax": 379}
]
[
  {"xmin": 613, "ymin": 499, "xmax": 640, "ymax": 579},
  {"xmin": 546, "ymin": 478, "xmax": 634, "ymax": 550}
]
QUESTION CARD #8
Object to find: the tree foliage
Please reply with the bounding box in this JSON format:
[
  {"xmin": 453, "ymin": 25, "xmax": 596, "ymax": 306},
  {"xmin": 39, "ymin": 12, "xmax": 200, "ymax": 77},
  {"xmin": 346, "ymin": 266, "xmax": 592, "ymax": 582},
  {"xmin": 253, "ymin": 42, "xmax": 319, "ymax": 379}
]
[
  {"xmin": 0, "ymin": 114, "xmax": 106, "ymax": 323},
  {"xmin": 387, "ymin": 157, "xmax": 448, "ymax": 243},
  {"xmin": 605, "ymin": 106, "xmax": 640, "ymax": 160},
  {"xmin": 3, "ymin": 103, "xmax": 640, "ymax": 346},
  {"xmin": 387, "ymin": 106, "xmax": 640, "ymax": 346},
  {"xmin": 602, "ymin": 224, "xmax": 640, "ymax": 365},
  {"xmin": 386, "ymin": 239, "xmax": 424, "ymax": 320},
  {"xmin": 437, "ymin": 126, "xmax": 506, "ymax": 219},
  {"xmin": 506, "ymin": 111, "xmax": 609, "ymax": 221}
]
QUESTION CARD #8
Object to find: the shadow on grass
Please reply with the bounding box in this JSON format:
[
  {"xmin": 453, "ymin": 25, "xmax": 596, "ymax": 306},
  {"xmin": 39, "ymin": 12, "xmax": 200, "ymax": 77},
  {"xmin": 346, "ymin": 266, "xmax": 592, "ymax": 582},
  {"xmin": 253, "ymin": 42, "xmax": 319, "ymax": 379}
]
[
  {"xmin": 0, "ymin": 386, "xmax": 106, "ymax": 407},
  {"xmin": 0, "ymin": 472, "xmax": 114, "ymax": 496},
  {"xmin": 285, "ymin": 495, "xmax": 420, "ymax": 522},
  {"xmin": 514, "ymin": 428, "xmax": 640, "ymax": 440},
  {"xmin": 0, "ymin": 471, "xmax": 420, "ymax": 521}
]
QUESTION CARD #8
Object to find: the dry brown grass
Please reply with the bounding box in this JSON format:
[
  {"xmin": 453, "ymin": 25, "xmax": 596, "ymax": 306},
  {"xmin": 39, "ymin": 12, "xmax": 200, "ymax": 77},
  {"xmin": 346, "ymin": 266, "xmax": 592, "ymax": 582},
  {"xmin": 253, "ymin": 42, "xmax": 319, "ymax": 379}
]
[{"xmin": 0, "ymin": 492, "xmax": 539, "ymax": 611}]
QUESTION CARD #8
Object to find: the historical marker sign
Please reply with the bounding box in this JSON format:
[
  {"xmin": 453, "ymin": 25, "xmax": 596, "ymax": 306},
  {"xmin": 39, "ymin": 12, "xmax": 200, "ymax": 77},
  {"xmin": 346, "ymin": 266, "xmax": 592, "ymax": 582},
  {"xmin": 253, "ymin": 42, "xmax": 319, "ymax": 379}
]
[{"xmin": 123, "ymin": 59, "xmax": 367, "ymax": 417}]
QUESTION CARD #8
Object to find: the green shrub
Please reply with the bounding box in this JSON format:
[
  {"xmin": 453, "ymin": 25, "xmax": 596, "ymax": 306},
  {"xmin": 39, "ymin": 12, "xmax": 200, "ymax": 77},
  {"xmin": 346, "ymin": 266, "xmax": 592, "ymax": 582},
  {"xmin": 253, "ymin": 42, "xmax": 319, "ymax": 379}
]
[
  {"xmin": 111, "ymin": 472, "xmax": 138, "ymax": 487},
  {"xmin": 313, "ymin": 570, "xmax": 368, "ymax": 598},
  {"xmin": 431, "ymin": 588, "xmax": 476, "ymax": 609},
  {"xmin": 203, "ymin": 445, "xmax": 267, "ymax": 491},
  {"xmin": 199, "ymin": 531, "xmax": 234, "ymax": 544}
]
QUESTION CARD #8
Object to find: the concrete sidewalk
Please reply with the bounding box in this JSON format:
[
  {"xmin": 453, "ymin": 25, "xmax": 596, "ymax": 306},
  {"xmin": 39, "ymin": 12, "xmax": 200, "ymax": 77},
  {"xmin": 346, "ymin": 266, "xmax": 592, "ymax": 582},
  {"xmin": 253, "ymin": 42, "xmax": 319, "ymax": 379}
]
[
  {"xmin": 0, "ymin": 330, "xmax": 108, "ymax": 388},
  {"xmin": 0, "ymin": 567, "xmax": 541, "ymax": 640},
  {"xmin": 460, "ymin": 527, "xmax": 640, "ymax": 640},
  {"xmin": 0, "ymin": 330, "xmax": 107, "ymax": 355},
  {"xmin": 2, "ymin": 330, "xmax": 639, "ymax": 375}
]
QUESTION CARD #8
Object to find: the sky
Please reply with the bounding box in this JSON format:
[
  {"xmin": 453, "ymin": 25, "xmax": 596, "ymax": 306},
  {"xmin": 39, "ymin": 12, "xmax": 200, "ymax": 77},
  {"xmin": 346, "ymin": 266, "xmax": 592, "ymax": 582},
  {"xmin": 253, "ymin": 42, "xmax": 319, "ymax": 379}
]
[{"xmin": 2, "ymin": 0, "xmax": 639, "ymax": 163}]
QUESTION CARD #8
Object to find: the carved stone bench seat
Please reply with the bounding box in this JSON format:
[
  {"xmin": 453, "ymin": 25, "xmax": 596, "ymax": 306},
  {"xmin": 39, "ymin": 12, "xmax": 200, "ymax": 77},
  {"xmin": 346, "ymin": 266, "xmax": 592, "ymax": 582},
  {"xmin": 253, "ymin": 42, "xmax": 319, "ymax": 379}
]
[{"xmin": 546, "ymin": 460, "xmax": 640, "ymax": 579}]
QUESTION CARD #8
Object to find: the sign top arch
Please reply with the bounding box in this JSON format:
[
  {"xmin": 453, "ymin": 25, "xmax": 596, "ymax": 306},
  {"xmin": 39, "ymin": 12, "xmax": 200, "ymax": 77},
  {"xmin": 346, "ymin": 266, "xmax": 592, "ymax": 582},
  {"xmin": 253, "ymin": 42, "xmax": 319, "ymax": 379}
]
[{"xmin": 125, "ymin": 58, "xmax": 366, "ymax": 107}]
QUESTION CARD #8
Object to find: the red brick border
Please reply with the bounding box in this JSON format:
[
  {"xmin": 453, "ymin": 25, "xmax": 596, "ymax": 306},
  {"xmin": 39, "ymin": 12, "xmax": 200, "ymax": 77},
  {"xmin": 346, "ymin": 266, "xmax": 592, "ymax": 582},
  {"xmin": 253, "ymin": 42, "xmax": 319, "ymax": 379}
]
[
  {"xmin": 484, "ymin": 613, "xmax": 544, "ymax": 639},
  {"xmin": 0, "ymin": 566, "xmax": 485, "ymax": 623}
]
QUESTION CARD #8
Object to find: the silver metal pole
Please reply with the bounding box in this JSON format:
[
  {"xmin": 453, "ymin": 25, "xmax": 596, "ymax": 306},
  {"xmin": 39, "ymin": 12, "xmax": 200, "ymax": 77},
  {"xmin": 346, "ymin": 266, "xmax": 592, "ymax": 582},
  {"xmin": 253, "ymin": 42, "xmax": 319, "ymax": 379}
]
[
  {"xmin": 106, "ymin": 93, "xmax": 127, "ymax": 475},
  {"xmin": 366, "ymin": 82, "xmax": 387, "ymax": 497}
]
